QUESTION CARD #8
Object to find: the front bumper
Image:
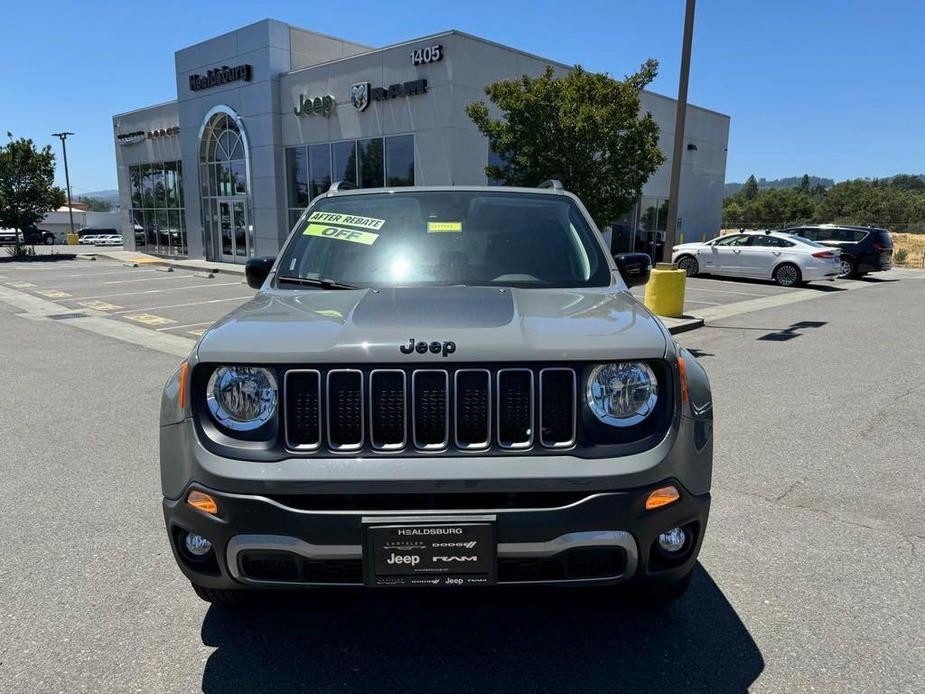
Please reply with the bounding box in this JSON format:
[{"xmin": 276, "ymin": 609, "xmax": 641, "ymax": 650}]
[{"xmin": 164, "ymin": 481, "xmax": 710, "ymax": 590}]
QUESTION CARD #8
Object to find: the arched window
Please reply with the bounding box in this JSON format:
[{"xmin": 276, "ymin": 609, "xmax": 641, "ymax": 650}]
[{"xmin": 199, "ymin": 111, "xmax": 247, "ymax": 198}]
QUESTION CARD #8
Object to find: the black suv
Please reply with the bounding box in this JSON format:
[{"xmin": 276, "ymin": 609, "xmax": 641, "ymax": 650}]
[
  {"xmin": 22, "ymin": 226, "xmax": 56, "ymax": 245},
  {"xmin": 784, "ymin": 225, "xmax": 893, "ymax": 278}
]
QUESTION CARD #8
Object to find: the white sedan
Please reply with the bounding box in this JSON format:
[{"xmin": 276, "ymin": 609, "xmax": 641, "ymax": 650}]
[{"xmin": 671, "ymin": 231, "xmax": 842, "ymax": 287}]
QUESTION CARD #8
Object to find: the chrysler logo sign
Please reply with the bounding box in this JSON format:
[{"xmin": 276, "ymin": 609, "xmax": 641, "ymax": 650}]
[
  {"xmin": 294, "ymin": 93, "xmax": 335, "ymax": 117},
  {"xmin": 189, "ymin": 64, "xmax": 252, "ymax": 91},
  {"xmin": 351, "ymin": 79, "xmax": 428, "ymax": 111}
]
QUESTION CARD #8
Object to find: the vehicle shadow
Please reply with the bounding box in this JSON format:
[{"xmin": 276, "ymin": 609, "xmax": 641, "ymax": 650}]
[
  {"xmin": 0, "ymin": 252, "xmax": 78, "ymax": 264},
  {"xmin": 200, "ymin": 564, "xmax": 763, "ymax": 693},
  {"xmin": 692, "ymin": 274, "xmax": 846, "ymax": 292}
]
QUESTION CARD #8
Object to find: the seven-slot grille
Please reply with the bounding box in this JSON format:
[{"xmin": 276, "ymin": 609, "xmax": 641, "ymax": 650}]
[{"xmin": 284, "ymin": 367, "xmax": 576, "ymax": 453}]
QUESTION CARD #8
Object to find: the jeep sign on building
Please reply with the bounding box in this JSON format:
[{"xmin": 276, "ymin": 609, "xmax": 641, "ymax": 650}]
[{"xmin": 112, "ymin": 19, "xmax": 729, "ymax": 262}]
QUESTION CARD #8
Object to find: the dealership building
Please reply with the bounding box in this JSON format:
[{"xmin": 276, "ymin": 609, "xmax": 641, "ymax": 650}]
[{"xmin": 112, "ymin": 18, "xmax": 729, "ymax": 263}]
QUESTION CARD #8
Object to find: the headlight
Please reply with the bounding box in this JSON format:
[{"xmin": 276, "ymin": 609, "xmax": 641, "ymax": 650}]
[
  {"xmin": 206, "ymin": 366, "xmax": 278, "ymax": 431},
  {"xmin": 586, "ymin": 362, "xmax": 658, "ymax": 427}
]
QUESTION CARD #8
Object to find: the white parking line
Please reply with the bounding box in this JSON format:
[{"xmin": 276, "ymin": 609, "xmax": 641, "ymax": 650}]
[
  {"xmin": 59, "ymin": 281, "xmax": 243, "ymax": 302},
  {"xmin": 684, "ymin": 285, "xmax": 770, "ymax": 297},
  {"xmin": 156, "ymin": 320, "xmax": 215, "ymax": 332},
  {"xmin": 112, "ymin": 295, "xmax": 252, "ymax": 314},
  {"xmin": 102, "ymin": 275, "xmax": 201, "ymax": 285},
  {"xmin": 683, "ymin": 299, "xmax": 722, "ymax": 307}
]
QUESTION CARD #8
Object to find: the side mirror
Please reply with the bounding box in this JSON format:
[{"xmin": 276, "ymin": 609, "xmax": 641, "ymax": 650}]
[
  {"xmin": 245, "ymin": 256, "xmax": 275, "ymax": 289},
  {"xmin": 613, "ymin": 252, "xmax": 652, "ymax": 288}
]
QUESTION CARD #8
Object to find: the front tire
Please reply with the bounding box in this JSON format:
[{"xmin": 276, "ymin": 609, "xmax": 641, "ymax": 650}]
[
  {"xmin": 192, "ymin": 583, "xmax": 253, "ymax": 608},
  {"xmin": 773, "ymin": 263, "xmax": 802, "ymax": 287},
  {"xmin": 676, "ymin": 255, "xmax": 699, "ymax": 277},
  {"xmin": 44, "ymin": 235, "xmax": 55, "ymax": 245}
]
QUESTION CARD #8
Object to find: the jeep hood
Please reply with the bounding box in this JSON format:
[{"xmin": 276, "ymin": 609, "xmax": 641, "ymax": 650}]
[{"xmin": 196, "ymin": 286, "xmax": 668, "ymax": 363}]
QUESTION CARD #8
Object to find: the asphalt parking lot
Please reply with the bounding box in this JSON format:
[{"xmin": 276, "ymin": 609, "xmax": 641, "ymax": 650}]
[
  {"xmin": 1, "ymin": 254, "xmax": 923, "ymax": 692},
  {"xmin": 0, "ymin": 254, "xmax": 255, "ymax": 338}
]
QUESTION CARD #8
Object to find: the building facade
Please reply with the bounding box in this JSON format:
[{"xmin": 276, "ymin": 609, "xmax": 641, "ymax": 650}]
[{"xmin": 112, "ymin": 19, "xmax": 730, "ymax": 263}]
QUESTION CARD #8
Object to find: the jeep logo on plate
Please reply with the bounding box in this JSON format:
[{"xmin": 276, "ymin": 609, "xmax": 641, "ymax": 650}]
[{"xmin": 400, "ymin": 338, "xmax": 456, "ymax": 357}]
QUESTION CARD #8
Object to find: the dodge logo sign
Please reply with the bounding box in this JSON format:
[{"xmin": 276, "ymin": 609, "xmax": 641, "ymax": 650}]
[{"xmin": 351, "ymin": 82, "xmax": 370, "ymax": 112}]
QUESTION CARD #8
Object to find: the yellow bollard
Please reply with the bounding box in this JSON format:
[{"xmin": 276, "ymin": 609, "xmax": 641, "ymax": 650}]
[
  {"xmin": 66, "ymin": 233, "xmax": 79, "ymax": 245},
  {"xmin": 643, "ymin": 263, "xmax": 686, "ymax": 318}
]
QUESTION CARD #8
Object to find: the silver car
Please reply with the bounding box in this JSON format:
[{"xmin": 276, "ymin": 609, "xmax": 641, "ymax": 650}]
[{"xmin": 160, "ymin": 184, "xmax": 714, "ymax": 607}]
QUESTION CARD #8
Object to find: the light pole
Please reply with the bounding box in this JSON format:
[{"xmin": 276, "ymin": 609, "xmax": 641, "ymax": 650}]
[
  {"xmin": 52, "ymin": 132, "xmax": 76, "ymax": 243},
  {"xmin": 662, "ymin": 0, "xmax": 696, "ymax": 263}
]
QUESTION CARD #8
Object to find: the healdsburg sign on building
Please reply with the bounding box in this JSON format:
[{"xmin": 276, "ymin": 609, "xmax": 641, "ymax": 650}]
[{"xmin": 188, "ymin": 64, "xmax": 253, "ymax": 92}]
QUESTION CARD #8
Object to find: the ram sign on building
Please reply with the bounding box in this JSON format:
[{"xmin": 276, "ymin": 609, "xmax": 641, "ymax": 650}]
[{"xmin": 112, "ymin": 19, "xmax": 729, "ymax": 263}]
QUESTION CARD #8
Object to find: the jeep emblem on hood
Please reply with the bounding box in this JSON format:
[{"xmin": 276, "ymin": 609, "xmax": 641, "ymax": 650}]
[{"xmin": 400, "ymin": 338, "xmax": 456, "ymax": 357}]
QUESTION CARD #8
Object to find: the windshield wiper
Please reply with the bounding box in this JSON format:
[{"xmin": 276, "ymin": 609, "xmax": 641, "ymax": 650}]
[{"xmin": 276, "ymin": 275, "xmax": 359, "ymax": 290}]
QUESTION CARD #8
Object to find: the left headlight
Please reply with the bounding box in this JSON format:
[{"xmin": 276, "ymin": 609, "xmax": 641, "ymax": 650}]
[
  {"xmin": 586, "ymin": 362, "xmax": 658, "ymax": 427},
  {"xmin": 206, "ymin": 366, "xmax": 278, "ymax": 431}
]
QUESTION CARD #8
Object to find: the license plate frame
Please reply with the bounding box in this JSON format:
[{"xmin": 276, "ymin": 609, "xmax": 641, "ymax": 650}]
[{"xmin": 363, "ymin": 517, "xmax": 496, "ymax": 587}]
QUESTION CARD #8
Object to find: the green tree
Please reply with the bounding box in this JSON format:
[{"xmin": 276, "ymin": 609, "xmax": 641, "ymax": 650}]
[
  {"xmin": 889, "ymin": 174, "xmax": 925, "ymax": 192},
  {"xmin": 742, "ymin": 174, "xmax": 759, "ymax": 200},
  {"xmin": 798, "ymin": 174, "xmax": 811, "ymax": 193},
  {"xmin": 465, "ymin": 63, "xmax": 665, "ymax": 226},
  {"xmin": 0, "ymin": 135, "xmax": 65, "ymax": 252}
]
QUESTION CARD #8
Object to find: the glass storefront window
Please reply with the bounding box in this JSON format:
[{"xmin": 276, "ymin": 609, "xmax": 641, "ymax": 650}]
[
  {"xmin": 487, "ymin": 147, "xmax": 507, "ymax": 186},
  {"xmin": 286, "ymin": 147, "xmax": 309, "ymax": 209},
  {"xmin": 386, "ymin": 135, "xmax": 414, "ymax": 186},
  {"xmin": 309, "ymin": 144, "xmax": 331, "ymax": 199},
  {"xmin": 358, "ymin": 138, "xmax": 384, "ymax": 188},
  {"xmin": 332, "ymin": 140, "xmax": 357, "ymax": 186},
  {"xmin": 128, "ymin": 161, "xmax": 187, "ymax": 257},
  {"xmin": 286, "ymin": 136, "xmax": 414, "ymax": 227}
]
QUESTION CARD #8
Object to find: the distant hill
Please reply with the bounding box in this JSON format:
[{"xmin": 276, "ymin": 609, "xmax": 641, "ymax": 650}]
[
  {"xmin": 725, "ymin": 174, "xmax": 925, "ymax": 198},
  {"xmin": 724, "ymin": 176, "xmax": 834, "ymax": 198}
]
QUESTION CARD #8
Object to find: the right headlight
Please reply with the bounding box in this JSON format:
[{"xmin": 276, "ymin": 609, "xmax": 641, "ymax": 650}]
[
  {"xmin": 206, "ymin": 366, "xmax": 278, "ymax": 431},
  {"xmin": 586, "ymin": 362, "xmax": 658, "ymax": 427}
]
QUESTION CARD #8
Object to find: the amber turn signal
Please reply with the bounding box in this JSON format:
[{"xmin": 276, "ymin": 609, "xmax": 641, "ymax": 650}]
[
  {"xmin": 187, "ymin": 490, "xmax": 219, "ymax": 515},
  {"xmin": 678, "ymin": 356, "xmax": 689, "ymax": 404},
  {"xmin": 178, "ymin": 361, "xmax": 190, "ymax": 410},
  {"xmin": 645, "ymin": 485, "xmax": 680, "ymax": 511}
]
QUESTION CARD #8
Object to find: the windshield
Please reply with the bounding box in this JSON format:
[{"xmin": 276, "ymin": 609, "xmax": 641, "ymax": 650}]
[{"xmin": 276, "ymin": 191, "xmax": 610, "ymax": 288}]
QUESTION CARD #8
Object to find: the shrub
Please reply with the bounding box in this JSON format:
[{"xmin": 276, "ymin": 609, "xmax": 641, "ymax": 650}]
[{"xmin": 894, "ymin": 248, "xmax": 909, "ymax": 265}]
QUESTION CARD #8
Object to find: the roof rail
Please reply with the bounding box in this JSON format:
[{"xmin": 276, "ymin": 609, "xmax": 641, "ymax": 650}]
[
  {"xmin": 329, "ymin": 180, "xmax": 357, "ymax": 192},
  {"xmin": 537, "ymin": 179, "xmax": 564, "ymax": 190}
]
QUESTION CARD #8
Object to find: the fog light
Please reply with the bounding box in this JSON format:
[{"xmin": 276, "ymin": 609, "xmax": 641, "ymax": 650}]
[
  {"xmin": 184, "ymin": 532, "xmax": 213, "ymax": 557},
  {"xmin": 657, "ymin": 527, "xmax": 687, "ymax": 553}
]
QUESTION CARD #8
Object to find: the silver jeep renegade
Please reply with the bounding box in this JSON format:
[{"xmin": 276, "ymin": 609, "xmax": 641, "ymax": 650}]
[{"xmin": 159, "ymin": 183, "xmax": 713, "ymax": 606}]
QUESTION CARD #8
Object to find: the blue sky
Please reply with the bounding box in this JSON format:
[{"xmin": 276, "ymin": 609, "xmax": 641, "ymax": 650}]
[{"xmin": 1, "ymin": 0, "xmax": 923, "ymax": 193}]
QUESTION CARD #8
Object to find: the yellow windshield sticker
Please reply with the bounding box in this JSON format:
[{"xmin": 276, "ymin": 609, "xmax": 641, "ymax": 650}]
[
  {"xmin": 307, "ymin": 211, "xmax": 385, "ymax": 230},
  {"xmin": 427, "ymin": 221, "xmax": 462, "ymax": 233},
  {"xmin": 304, "ymin": 223, "xmax": 379, "ymax": 245}
]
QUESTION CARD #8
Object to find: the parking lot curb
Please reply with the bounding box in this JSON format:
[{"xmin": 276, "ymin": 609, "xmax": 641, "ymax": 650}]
[
  {"xmin": 666, "ymin": 317, "xmax": 705, "ymax": 335},
  {"xmin": 663, "ymin": 317, "xmax": 705, "ymax": 335}
]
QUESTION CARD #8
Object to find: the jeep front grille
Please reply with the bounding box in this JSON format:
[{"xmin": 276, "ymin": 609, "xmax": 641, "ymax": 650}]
[{"xmin": 283, "ymin": 366, "xmax": 577, "ymax": 454}]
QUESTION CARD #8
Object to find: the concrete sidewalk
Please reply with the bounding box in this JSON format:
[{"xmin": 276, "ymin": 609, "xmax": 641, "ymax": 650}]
[{"xmin": 79, "ymin": 249, "xmax": 246, "ymax": 275}]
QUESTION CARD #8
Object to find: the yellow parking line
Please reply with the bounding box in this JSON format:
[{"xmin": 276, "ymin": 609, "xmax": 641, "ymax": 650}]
[
  {"xmin": 189, "ymin": 329, "xmax": 208, "ymax": 336},
  {"xmin": 124, "ymin": 313, "xmax": 176, "ymax": 326},
  {"xmin": 35, "ymin": 289, "xmax": 73, "ymax": 299},
  {"xmin": 77, "ymin": 300, "xmax": 123, "ymax": 312}
]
